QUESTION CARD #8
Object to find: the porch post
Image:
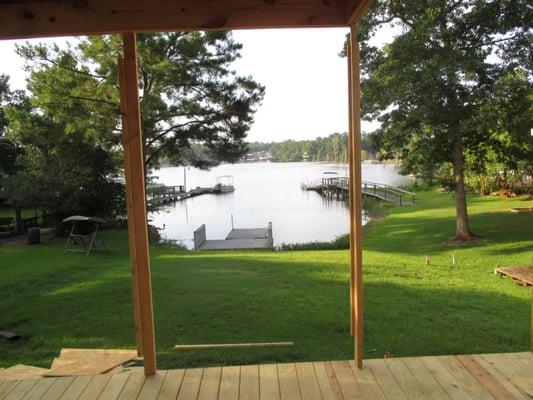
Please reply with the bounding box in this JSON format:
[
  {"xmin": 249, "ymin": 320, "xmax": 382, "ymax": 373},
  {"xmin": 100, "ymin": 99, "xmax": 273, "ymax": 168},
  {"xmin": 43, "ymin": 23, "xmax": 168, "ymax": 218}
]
[
  {"xmin": 348, "ymin": 24, "xmax": 364, "ymax": 369},
  {"xmin": 120, "ymin": 32, "xmax": 157, "ymax": 375},
  {"xmin": 347, "ymin": 43, "xmax": 355, "ymax": 337},
  {"xmin": 118, "ymin": 59, "xmax": 143, "ymax": 358}
]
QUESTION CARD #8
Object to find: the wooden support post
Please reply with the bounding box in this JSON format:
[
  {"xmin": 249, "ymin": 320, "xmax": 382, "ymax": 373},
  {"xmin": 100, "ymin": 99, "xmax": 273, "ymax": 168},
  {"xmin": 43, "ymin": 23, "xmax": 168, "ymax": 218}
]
[
  {"xmin": 349, "ymin": 25, "xmax": 364, "ymax": 369},
  {"xmin": 118, "ymin": 59, "xmax": 143, "ymax": 358},
  {"xmin": 347, "ymin": 43, "xmax": 355, "ymax": 337},
  {"xmin": 120, "ymin": 32, "xmax": 157, "ymax": 375}
]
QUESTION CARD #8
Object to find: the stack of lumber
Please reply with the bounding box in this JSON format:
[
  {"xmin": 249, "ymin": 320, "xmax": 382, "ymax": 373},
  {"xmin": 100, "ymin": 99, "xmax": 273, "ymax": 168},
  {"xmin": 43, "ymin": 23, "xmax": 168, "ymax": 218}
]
[
  {"xmin": 0, "ymin": 365, "xmax": 50, "ymax": 381},
  {"xmin": 45, "ymin": 348, "xmax": 138, "ymax": 377}
]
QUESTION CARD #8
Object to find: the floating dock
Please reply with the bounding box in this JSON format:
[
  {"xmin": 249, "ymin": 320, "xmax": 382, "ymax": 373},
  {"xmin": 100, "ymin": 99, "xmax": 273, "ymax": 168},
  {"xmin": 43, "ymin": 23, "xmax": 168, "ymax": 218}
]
[{"xmin": 194, "ymin": 223, "xmax": 273, "ymax": 250}]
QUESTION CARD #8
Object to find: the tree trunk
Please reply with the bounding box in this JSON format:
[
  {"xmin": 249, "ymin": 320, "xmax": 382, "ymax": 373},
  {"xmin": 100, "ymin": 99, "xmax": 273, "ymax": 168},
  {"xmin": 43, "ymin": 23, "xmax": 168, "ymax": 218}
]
[
  {"xmin": 452, "ymin": 133, "xmax": 474, "ymax": 241},
  {"xmin": 15, "ymin": 206, "xmax": 23, "ymax": 235}
]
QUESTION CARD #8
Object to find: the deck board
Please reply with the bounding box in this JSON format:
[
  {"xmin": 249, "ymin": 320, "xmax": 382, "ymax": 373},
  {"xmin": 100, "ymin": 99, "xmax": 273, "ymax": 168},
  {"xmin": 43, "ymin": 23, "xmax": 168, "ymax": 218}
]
[{"xmin": 3, "ymin": 352, "xmax": 533, "ymax": 399}]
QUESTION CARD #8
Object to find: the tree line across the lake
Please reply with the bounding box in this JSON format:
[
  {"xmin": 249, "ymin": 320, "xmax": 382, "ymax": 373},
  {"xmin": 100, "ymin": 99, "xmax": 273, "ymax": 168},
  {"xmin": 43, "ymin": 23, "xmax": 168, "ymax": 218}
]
[
  {"xmin": 246, "ymin": 133, "xmax": 377, "ymax": 163},
  {"xmin": 0, "ymin": 0, "xmax": 531, "ymax": 242}
]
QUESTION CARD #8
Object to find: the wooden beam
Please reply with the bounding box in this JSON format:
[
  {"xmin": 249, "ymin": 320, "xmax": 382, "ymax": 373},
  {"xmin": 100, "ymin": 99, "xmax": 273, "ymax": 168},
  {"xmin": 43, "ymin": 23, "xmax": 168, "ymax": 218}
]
[
  {"xmin": 120, "ymin": 32, "xmax": 157, "ymax": 375},
  {"xmin": 175, "ymin": 342, "xmax": 294, "ymax": 350},
  {"xmin": 0, "ymin": 0, "xmax": 351, "ymax": 40},
  {"xmin": 347, "ymin": 43, "xmax": 356, "ymax": 338},
  {"xmin": 117, "ymin": 58, "xmax": 143, "ymax": 358},
  {"xmin": 348, "ymin": 24, "xmax": 363, "ymax": 369},
  {"xmin": 346, "ymin": 0, "xmax": 374, "ymax": 25}
]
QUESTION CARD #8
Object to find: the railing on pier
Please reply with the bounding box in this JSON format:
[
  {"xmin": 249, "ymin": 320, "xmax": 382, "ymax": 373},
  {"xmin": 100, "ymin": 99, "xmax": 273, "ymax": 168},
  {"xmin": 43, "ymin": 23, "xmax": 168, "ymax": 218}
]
[
  {"xmin": 302, "ymin": 177, "xmax": 415, "ymax": 205},
  {"xmin": 146, "ymin": 185, "xmax": 185, "ymax": 205}
]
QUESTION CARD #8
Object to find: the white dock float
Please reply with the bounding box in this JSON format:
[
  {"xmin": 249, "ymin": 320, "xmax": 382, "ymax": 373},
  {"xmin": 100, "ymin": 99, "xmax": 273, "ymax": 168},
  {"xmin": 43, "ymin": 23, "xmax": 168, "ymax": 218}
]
[{"xmin": 194, "ymin": 223, "xmax": 273, "ymax": 250}]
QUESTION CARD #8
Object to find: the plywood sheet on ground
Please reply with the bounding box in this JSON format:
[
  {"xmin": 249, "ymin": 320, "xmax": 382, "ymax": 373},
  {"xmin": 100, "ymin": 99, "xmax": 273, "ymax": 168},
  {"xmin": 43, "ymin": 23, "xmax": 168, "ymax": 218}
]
[
  {"xmin": 0, "ymin": 365, "xmax": 49, "ymax": 381},
  {"xmin": 495, "ymin": 266, "xmax": 533, "ymax": 286}
]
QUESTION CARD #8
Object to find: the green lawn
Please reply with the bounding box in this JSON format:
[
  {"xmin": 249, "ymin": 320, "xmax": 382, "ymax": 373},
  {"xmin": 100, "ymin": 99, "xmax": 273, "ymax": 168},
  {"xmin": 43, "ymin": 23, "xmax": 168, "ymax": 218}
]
[{"xmin": 0, "ymin": 190, "xmax": 532, "ymax": 369}]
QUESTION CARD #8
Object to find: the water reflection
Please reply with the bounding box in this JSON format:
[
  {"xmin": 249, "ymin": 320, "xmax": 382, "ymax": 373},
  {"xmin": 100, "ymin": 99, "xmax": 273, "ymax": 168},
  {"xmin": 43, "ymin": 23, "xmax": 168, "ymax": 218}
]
[{"xmin": 149, "ymin": 162, "xmax": 407, "ymax": 249}]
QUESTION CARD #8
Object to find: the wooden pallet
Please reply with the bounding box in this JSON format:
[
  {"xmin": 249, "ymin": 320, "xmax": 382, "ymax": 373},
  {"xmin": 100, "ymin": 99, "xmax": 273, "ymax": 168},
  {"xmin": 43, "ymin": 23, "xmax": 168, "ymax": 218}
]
[{"xmin": 495, "ymin": 266, "xmax": 533, "ymax": 287}]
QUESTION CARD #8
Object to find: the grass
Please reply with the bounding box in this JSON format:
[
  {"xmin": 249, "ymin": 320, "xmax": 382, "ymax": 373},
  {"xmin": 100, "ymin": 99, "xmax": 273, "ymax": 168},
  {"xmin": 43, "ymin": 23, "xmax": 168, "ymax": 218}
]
[{"xmin": 0, "ymin": 190, "xmax": 532, "ymax": 369}]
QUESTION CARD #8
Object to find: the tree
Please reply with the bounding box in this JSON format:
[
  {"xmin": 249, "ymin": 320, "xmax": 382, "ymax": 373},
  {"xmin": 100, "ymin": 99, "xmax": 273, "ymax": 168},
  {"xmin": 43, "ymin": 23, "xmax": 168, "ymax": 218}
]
[
  {"xmin": 16, "ymin": 32, "xmax": 265, "ymax": 173},
  {"xmin": 358, "ymin": 0, "xmax": 532, "ymax": 241},
  {"xmin": 0, "ymin": 75, "xmax": 27, "ymax": 232}
]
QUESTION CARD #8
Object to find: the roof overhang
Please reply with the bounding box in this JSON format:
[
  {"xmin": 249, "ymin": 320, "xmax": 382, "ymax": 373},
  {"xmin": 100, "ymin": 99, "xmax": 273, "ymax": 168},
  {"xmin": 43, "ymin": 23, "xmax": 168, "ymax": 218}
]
[{"xmin": 0, "ymin": 0, "xmax": 372, "ymax": 40}]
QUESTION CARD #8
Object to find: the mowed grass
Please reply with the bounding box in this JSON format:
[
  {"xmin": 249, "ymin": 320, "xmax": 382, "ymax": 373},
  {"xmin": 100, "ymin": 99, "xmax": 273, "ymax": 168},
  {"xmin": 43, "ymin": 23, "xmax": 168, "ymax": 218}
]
[{"xmin": 0, "ymin": 190, "xmax": 531, "ymax": 369}]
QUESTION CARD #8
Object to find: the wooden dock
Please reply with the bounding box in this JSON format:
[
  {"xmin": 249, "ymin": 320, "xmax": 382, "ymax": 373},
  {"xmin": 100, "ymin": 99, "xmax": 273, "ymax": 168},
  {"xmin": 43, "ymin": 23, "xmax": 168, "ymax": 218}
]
[
  {"xmin": 2, "ymin": 352, "xmax": 532, "ymax": 399},
  {"xmin": 194, "ymin": 224, "xmax": 273, "ymax": 251},
  {"xmin": 146, "ymin": 186, "xmax": 229, "ymax": 206},
  {"xmin": 495, "ymin": 266, "xmax": 533, "ymax": 286},
  {"xmin": 302, "ymin": 177, "xmax": 415, "ymax": 206}
]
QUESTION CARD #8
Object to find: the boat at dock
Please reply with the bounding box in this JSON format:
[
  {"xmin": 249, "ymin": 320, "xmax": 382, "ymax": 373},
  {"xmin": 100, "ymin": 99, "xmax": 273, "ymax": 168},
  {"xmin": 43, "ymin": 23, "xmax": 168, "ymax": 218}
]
[{"xmin": 213, "ymin": 175, "xmax": 235, "ymax": 193}]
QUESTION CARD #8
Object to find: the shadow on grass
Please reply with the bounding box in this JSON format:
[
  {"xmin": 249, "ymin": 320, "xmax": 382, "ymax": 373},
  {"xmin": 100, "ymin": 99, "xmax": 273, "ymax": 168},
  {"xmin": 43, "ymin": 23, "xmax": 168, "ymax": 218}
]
[
  {"xmin": 0, "ymin": 229, "xmax": 530, "ymax": 370},
  {"xmin": 363, "ymin": 210, "xmax": 533, "ymax": 255}
]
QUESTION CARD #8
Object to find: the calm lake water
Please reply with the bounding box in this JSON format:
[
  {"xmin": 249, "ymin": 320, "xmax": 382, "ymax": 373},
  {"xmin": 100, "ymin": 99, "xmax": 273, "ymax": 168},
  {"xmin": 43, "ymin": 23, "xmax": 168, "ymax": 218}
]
[{"xmin": 150, "ymin": 162, "xmax": 408, "ymax": 249}]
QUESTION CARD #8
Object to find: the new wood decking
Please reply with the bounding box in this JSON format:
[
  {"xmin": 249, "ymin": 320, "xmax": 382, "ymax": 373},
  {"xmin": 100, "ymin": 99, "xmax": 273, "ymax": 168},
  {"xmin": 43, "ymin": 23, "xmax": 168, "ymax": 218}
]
[{"xmin": 1, "ymin": 352, "xmax": 533, "ymax": 399}]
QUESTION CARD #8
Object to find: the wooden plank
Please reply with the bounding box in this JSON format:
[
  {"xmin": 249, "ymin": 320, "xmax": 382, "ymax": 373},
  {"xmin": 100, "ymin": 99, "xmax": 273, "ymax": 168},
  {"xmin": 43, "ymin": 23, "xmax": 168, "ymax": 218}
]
[
  {"xmin": 472, "ymin": 354, "xmax": 530, "ymax": 400},
  {"xmin": 365, "ymin": 359, "xmax": 408, "ymax": 400},
  {"xmin": 121, "ymin": 32, "xmax": 157, "ymax": 376},
  {"xmin": 157, "ymin": 369, "xmax": 185, "ymax": 400},
  {"xmin": 385, "ymin": 358, "xmax": 428, "ymax": 399},
  {"xmin": 0, "ymin": 0, "xmax": 352, "ymax": 40},
  {"xmin": 259, "ymin": 364, "xmax": 280, "ymax": 400},
  {"xmin": 19, "ymin": 377, "xmax": 56, "ymax": 400},
  {"xmin": 197, "ymin": 367, "xmax": 221, "ymax": 400},
  {"xmin": 400, "ymin": 357, "xmax": 449, "ymax": 400},
  {"xmin": 437, "ymin": 356, "xmax": 491, "ymax": 400},
  {"xmin": 0, "ymin": 380, "xmax": 19, "ymax": 399},
  {"xmin": 420, "ymin": 356, "xmax": 472, "ymax": 400},
  {"xmin": 97, "ymin": 373, "xmax": 130, "ymax": 400},
  {"xmin": 348, "ymin": 24, "xmax": 364, "ymax": 369},
  {"xmin": 3, "ymin": 379, "xmax": 38, "ymax": 400},
  {"xmin": 350, "ymin": 361, "xmax": 386, "ymax": 400},
  {"xmin": 77, "ymin": 374, "xmax": 112, "ymax": 400},
  {"xmin": 277, "ymin": 364, "xmax": 301, "ymax": 400},
  {"xmin": 218, "ymin": 366, "xmax": 240, "ymax": 400},
  {"xmin": 59, "ymin": 349, "xmax": 137, "ymax": 360},
  {"xmin": 118, "ymin": 58, "xmax": 143, "ymax": 359},
  {"xmin": 45, "ymin": 359, "xmax": 127, "ymax": 377},
  {"xmin": 456, "ymin": 355, "xmax": 515, "ymax": 400},
  {"xmin": 346, "ymin": 0, "xmax": 374, "ymax": 25},
  {"xmin": 137, "ymin": 371, "xmax": 166, "ymax": 400},
  {"xmin": 239, "ymin": 365, "xmax": 259, "ymax": 400},
  {"xmin": 295, "ymin": 362, "xmax": 321, "ymax": 400},
  {"xmin": 0, "ymin": 365, "xmax": 48, "ymax": 381},
  {"xmin": 58, "ymin": 375, "xmax": 93, "ymax": 400},
  {"xmin": 40, "ymin": 377, "xmax": 74, "ymax": 400},
  {"xmin": 177, "ymin": 369, "xmax": 203, "ymax": 400},
  {"xmin": 313, "ymin": 362, "xmax": 343, "ymax": 400},
  {"xmin": 330, "ymin": 361, "xmax": 364, "ymax": 400},
  {"xmin": 480, "ymin": 353, "xmax": 533, "ymax": 398},
  {"xmin": 116, "ymin": 372, "xmax": 145, "ymax": 400},
  {"xmin": 175, "ymin": 342, "xmax": 293, "ymax": 350}
]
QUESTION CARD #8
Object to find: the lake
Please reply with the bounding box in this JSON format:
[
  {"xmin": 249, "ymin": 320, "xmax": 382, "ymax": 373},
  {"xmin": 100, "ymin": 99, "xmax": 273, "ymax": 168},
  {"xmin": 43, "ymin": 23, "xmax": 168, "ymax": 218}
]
[{"xmin": 149, "ymin": 162, "xmax": 408, "ymax": 249}]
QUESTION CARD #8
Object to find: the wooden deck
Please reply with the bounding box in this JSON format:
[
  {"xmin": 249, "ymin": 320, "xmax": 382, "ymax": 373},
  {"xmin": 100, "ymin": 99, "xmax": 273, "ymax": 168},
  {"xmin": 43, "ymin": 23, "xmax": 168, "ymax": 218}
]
[
  {"xmin": 495, "ymin": 266, "xmax": 533, "ymax": 286},
  {"xmin": 2, "ymin": 352, "xmax": 533, "ymax": 399}
]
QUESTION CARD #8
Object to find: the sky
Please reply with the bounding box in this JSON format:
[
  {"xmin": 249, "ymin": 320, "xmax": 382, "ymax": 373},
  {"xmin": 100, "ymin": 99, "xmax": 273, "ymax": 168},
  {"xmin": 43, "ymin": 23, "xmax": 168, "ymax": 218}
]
[{"xmin": 0, "ymin": 28, "xmax": 388, "ymax": 143}]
